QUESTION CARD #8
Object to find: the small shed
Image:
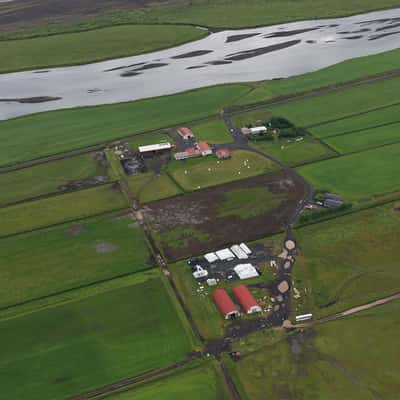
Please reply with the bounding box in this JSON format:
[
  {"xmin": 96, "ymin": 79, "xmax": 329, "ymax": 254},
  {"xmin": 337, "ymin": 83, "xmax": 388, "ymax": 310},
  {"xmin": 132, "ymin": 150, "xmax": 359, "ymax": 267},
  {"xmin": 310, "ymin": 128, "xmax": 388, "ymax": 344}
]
[
  {"xmin": 216, "ymin": 149, "xmax": 231, "ymax": 159},
  {"xmin": 213, "ymin": 289, "xmax": 240, "ymax": 319},
  {"xmin": 233, "ymin": 285, "xmax": 262, "ymax": 314},
  {"xmin": 177, "ymin": 127, "xmax": 195, "ymax": 140}
]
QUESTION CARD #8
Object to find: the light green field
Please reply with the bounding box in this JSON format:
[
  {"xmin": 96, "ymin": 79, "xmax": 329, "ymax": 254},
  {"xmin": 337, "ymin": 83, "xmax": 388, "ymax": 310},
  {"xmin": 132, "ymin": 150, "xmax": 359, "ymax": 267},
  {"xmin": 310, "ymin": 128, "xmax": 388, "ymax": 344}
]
[
  {"xmin": 0, "ymin": 85, "xmax": 249, "ymax": 167},
  {"xmin": 0, "ymin": 25, "xmax": 206, "ymax": 73},
  {"xmin": 189, "ymin": 120, "xmax": 232, "ymax": 144},
  {"xmin": 128, "ymin": 132, "xmax": 171, "ymax": 149},
  {"xmin": 292, "ymin": 202, "xmax": 400, "ymax": 318},
  {"xmin": 325, "ymin": 122, "xmax": 400, "ymax": 154},
  {"xmin": 309, "ymin": 103, "xmax": 400, "ymax": 138},
  {"xmin": 0, "ymin": 212, "xmax": 151, "ymax": 309},
  {"xmin": 226, "ymin": 301, "xmax": 400, "ymax": 400},
  {"xmin": 0, "ymin": 183, "xmax": 128, "ymax": 237},
  {"xmin": 128, "ymin": 172, "xmax": 182, "ymax": 203},
  {"xmin": 167, "ymin": 150, "xmax": 278, "ymax": 191},
  {"xmin": 0, "ymin": 153, "xmax": 106, "ymax": 205},
  {"xmin": 0, "ymin": 271, "xmax": 194, "ymax": 400},
  {"xmin": 297, "ymin": 142, "xmax": 400, "ymax": 201},
  {"xmin": 109, "ymin": 360, "xmax": 230, "ymax": 400}
]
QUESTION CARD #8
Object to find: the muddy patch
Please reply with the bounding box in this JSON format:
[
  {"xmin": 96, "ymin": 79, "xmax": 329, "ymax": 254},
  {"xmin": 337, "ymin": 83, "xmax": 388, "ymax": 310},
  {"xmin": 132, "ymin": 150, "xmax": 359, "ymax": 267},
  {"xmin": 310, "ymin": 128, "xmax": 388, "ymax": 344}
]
[
  {"xmin": 65, "ymin": 224, "xmax": 83, "ymax": 236},
  {"xmin": 225, "ymin": 33, "xmax": 260, "ymax": 43},
  {"xmin": 171, "ymin": 50, "xmax": 213, "ymax": 59},
  {"xmin": 264, "ymin": 26, "xmax": 320, "ymax": 38},
  {"xmin": 0, "ymin": 96, "xmax": 61, "ymax": 103},
  {"xmin": 207, "ymin": 60, "xmax": 232, "ymax": 65},
  {"xmin": 369, "ymin": 30, "xmax": 400, "ymax": 40},
  {"xmin": 186, "ymin": 65, "xmax": 206, "ymax": 70},
  {"xmin": 95, "ymin": 241, "xmax": 118, "ymax": 253}
]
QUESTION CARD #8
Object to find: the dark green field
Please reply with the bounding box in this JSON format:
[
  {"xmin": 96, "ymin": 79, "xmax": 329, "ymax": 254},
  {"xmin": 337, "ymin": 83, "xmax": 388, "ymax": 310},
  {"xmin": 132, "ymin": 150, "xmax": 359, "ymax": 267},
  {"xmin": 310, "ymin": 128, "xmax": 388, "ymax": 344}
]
[{"xmin": 0, "ymin": 271, "xmax": 194, "ymax": 400}]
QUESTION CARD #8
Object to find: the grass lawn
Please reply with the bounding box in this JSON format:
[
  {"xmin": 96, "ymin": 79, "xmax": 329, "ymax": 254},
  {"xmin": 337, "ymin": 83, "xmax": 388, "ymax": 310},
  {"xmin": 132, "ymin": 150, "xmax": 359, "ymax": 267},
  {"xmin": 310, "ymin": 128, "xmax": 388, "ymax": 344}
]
[
  {"xmin": 0, "ymin": 85, "xmax": 249, "ymax": 167},
  {"xmin": 127, "ymin": 171, "xmax": 182, "ymax": 203},
  {"xmin": 291, "ymin": 202, "xmax": 400, "ymax": 318},
  {"xmin": 0, "ymin": 25, "xmax": 206, "ymax": 73},
  {"xmin": 297, "ymin": 142, "xmax": 400, "ymax": 201},
  {"xmin": 231, "ymin": 108, "xmax": 272, "ymax": 129},
  {"xmin": 109, "ymin": 360, "xmax": 230, "ymax": 400},
  {"xmin": 325, "ymin": 122, "xmax": 400, "ymax": 154},
  {"xmin": 0, "ymin": 212, "xmax": 152, "ymax": 309},
  {"xmin": 250, "ymin": 136, "xmax": 336, "ymax": 166},
  {"xmin": 128, "ymin": 132, "xmax": 172, "ymax": 149},
  {"xmin": 189, "ymin": 120, "xmax": 232, "ymax": 144},
  {"xmin": 0, "ymin": 153, "xmax": 105, "ymax": 205},
  {"xmin": 226, "ymin": 301, "xmax": 400, "ymax": 400},
  {"xmin": 0, "ymin": 271, "xmax": 195, "ymax": 400},
  {"xmin": 0, "ymin": 183, "xmax": 128, "ymax": 237},
  {"xmin": 167, "ymin": 150, "xmax": 278, "ymax": 191}
]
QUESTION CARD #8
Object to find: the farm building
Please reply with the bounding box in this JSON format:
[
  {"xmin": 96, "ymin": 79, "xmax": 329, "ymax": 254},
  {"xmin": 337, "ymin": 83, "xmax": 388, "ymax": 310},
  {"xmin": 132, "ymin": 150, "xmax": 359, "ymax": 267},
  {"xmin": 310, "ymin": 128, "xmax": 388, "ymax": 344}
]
[
  {"xmin": 216, "ymin": 248, "xmax": 235, "ymax": 261},
  {"xmin": 234, "ymin": 264, "xmax": 259, "ymax": 280},
  {"xmin": 174, "ymin": 147, "xmax": 200, "ymax": 160},
  {"xmin": 213, "ymin": 289, "xmax": 240, "ymax": 319},
  {"xmin": 230, "ymin": 244, "xmax": 248, "ymax": 260},
  {"xmin": 138, "ymin": 142, "xmax": 172, "ymax": 156},
  {"xmin": 177, "ymin": 127, "xmax": 195, "ymax": 140},
  {"xmin": 204, "ymin": 252, "xmax": 219, "ymax": 263},
  {"xmin": 196, "ymin": 141, "xmax": 212, "ymax": 156},
  {"xmin": 240, "ymin": 243, "xmax": 252, "ymax": 255},
  {"xmin": 216, "ymin": 149, "xmax": 231, "ymax": 159},
  {"xmin": 250, "ymin": 126, "xmax": 268, "ymax": 135},
  {"xmin": 233, "ymin": 285, "xmax": 262, "ymax": 314}
]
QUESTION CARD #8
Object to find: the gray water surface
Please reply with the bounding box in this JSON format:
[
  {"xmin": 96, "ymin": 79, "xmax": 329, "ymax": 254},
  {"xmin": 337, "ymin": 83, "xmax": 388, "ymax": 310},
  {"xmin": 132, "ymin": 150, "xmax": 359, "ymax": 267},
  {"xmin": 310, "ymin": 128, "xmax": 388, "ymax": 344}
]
[{"xmin": 1, "ymin": 8, "xmax": 400, "ymax": 120}]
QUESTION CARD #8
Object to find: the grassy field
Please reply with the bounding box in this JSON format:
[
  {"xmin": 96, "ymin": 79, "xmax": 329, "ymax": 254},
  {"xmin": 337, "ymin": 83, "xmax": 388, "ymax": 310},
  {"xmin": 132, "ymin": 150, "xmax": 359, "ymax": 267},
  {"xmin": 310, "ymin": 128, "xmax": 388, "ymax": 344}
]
[
  {"xmin": 128, "ymin": 171, "xmax": 182, "ymax": 203},
  {"xmin": 0, "ymin": 212, "xmax": 152, "ymax": 309},
  {"xmin": 189, "ymin": 120, "xmax": 232, "ymax": 144},
  {"xmin": 0, "ymin": 183, "xmax": 128, "ymax": 237},
  {"xmin": 0, "ymin": 25, "xmax": 206, "ymax": 72},
  {"xmin": 0, "ymin": 153, "xmax": 106, "ymax": 205},
  {"xmin": 297, "ymin": 142, "xmax": 400, "ymax": 201},
  {"xmin": 0, "ymin": 85, "xmax": 249, "ymax": 167},
  {"xmin": 109, "ymin": 360, "xmax": 230, "ymax": 400},
  {"xmin": 0, "ymin": 271, "xmax": 195, "ymax": 400},
  {"xmin": 291, "ymin": 202, "xmax": 400, "ymax": 318},
  {"xmin": 226, "ymin": 301, "xmax": 400, "ymax": 400},
  {"xmin": 325, "ymin": 122, "xmax": 400, "ymax": 154},
  {"xmin": 167, "ymin": 150, "xmax": 278, "ymax": 191}
]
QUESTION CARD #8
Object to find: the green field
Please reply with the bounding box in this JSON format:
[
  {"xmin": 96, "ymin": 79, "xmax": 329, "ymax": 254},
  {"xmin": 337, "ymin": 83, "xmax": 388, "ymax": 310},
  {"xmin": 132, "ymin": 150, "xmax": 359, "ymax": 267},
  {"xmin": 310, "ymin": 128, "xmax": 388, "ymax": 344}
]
[
  {"xmin": 109, "ymin": 360, "xmax": 230, "ymax": 400},
  {"xmin": 0, "ymin": 271, "xmax": 194, "ymax": 400},
  {"xmin": 0, "ymin": 153, "xmax": 105, "ymax": 205},
  {"xmin": 297, "ymin": 142, "xmax": 400, "ymax": 201},
  {"xmin": 0, "ymin": 212, "xmax": 151, "ymax": 309},
  {"xmin": 324, "ymin": 122, "xmax": 400, "ymax": 154},
  {"xmin": 128, "ymin": 132, "xmax": 172, "ymax": 149},
  {"xmin": 189, "ymin": 119, "xmax": 232, "ymax": 144},
  {"xmin": 167, "ymin": 150, "xmax": 278, "ymax": 191},
  {"xmin": 226, "ymin": 301, "xmax": 400, "ymax": 400},
  {"xmin": 0, "ymin": 183, "xmax": 128, "ymax": 237},
  {"xmin": 128, "ymin": 171, "xmax": 182, "ymax": 203},
  {"xmin": 0, "ymin": 25, "xmax": 206, "ymax": 72},
  {"xmin": 292, "ymin": 202, "xmax": 400, "ymax": 318}
]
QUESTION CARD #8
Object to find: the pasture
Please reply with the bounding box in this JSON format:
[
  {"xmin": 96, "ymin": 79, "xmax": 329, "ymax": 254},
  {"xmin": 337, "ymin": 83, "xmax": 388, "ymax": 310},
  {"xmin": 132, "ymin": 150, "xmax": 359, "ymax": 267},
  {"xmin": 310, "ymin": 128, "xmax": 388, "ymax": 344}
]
[{"xmin": 189, "ymin": 120, "xmax": 233, "ymax": 144}]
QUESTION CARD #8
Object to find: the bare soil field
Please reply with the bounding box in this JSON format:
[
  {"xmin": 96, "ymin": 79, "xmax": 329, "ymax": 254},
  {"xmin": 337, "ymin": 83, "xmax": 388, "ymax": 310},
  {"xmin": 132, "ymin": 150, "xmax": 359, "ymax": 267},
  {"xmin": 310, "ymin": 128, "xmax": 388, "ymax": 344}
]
[{"xmin": 142, "ymin": 172, "xmax": 307, "ymax": 260}]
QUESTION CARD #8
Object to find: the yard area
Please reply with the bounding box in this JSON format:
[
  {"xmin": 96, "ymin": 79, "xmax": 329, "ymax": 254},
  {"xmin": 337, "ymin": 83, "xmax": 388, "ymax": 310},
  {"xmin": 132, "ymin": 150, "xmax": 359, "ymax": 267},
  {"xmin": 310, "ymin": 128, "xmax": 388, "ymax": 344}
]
[
  {"xmin": 296, "ymin": 142, "xmax": 400, "ymax": 201},
  {"xmin": 0, "ymin": 153, "xmax": 106, "ymax": 206},
  {"xmin": 0, "ymin": 271, "xmax": 195, "ymax": 400},
  {"xmin": 167, "ymin": 150, "xmax": 278, "ymax": 192},
  {"xmin": 0, "ymin": 183, "xmax": 128, "ymax": 237},
  {"xmin": 0, "ymin": 212, "xmax": 152, "ymax": 309},
  {"xmin": 291, "ymin": 202, "xmax": 400, "ymax": 318},
  {"xmin": 225, "ymin": 301, "xmax": 400, "ymax": 400},
  {"xmin": 189, "ymin": 120, "xmax": 233, "ymax": 144}
]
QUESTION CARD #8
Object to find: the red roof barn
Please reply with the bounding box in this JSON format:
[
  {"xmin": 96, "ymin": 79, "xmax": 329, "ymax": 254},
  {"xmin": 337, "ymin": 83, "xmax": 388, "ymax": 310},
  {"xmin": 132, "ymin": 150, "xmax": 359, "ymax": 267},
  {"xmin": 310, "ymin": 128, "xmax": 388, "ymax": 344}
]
[
  {"xmin": 212, "ymin": 289, "xmax": 240, "ymax": 319},
  {"xmin": 177, "ymin": 127, "xmax": 195, "ymax": 140},
  {"xmin": 196, "ymin": 141, "xmax": 212, "ymax": 156},
  {"xmin": 216, "ymin": 149, "xmax": 231, "ymax": 159},
  {"xmin": 233, "ymin": 285, "xmax": 262, "ymax": 314}
]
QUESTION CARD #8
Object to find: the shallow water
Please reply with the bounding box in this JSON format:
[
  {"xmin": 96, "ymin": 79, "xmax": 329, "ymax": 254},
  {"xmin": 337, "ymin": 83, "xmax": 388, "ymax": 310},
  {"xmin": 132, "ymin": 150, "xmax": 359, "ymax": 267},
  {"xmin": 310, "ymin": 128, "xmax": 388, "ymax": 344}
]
[{"xmin": 1, "ymin": 8, "xmax": 400, "ymax": 120}]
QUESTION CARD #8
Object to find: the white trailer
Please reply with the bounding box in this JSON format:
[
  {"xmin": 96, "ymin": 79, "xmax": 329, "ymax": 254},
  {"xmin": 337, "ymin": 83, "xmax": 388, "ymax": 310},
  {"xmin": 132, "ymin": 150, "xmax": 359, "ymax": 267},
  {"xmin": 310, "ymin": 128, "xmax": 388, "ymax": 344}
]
[
  {"xmin": 230, "ymin": 245, "xmax": 249, "ymax": 260},
  {"xmin": 295, "ymin": 313, "xmax": 313, "ymax": 322}
]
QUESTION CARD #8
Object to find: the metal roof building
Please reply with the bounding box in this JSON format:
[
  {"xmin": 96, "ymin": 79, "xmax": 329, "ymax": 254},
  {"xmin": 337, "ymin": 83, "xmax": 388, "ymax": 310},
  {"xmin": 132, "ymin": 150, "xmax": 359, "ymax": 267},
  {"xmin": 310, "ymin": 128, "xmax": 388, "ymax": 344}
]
[
  {"xmin": 234, "ymin": 264, "xmax": 259, "ymax": 280},
  {"xmin": 177, "ymin": 127, "xmax": 195, "ymax": 139},
  {"xmin": 216, "ymin": 248, "xmax": 235, "ymax": 261},
  {"xmin": 230, "ymin": 244, "xmax": 248, "ymax": 260},
  {"xmin": 233, "ymin": 285, "xmax": 262, "ymax": 314},
  {"xmin": 138, "ymin": 142, "xmax": 172, "ymax": 153},
  {"xmin": 212, "ymin": 289, "xmax": 240, "ymax": 319}
]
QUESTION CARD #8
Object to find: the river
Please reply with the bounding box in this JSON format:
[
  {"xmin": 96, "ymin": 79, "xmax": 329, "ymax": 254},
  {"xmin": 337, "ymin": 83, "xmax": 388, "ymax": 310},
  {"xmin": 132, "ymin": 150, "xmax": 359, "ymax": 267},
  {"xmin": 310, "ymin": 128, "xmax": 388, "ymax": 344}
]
[{"xmin": 1, "ymin": 8, "xmax": 400, "ymax": 120}]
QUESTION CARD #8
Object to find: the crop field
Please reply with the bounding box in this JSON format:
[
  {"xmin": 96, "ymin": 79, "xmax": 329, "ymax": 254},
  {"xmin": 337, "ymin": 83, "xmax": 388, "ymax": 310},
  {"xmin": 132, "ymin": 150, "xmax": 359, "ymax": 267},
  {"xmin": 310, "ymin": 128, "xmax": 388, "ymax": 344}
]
[
  {"xmin": 292, "ymin": 202, "xmax": 400, "ymax": 318},
  {"xmin": 0, "ymin": 271, "xmax": 195, "ymax": 400},
  {"xmin": 226, "ymin": 301, "xmax": 400, "ymax": 400},
  {"xmin": 297, "ymin": 142, "xmax": 400, "ymax": 201},
  {"xmin": 189, "ymin": 120, "xmax": 232, "ymax": 144},
  {"xmin": 0, "ymin": 212, "xmax": 152, "ymax": 309},
  {"xmin": 127, "ymin": 171, "xmax": 182, "ymax": 203},
  {"xmin": 109, "ymin": 360, "xmax": 230, "ymax": 400},
  {"xmin": 0, "ymin": 25, "xmax": 206, "ymax": 73},
  {"xmin": 0, "ymin": 153, "xmax": 106, "ymax": 205},
  {"xmin": 167, "ymin": 150, "xmax": 278, "ymax": 191},
  {"xmin": 142, "ymin": 172, "xmax": 306, "ymax": 260},
  {"xmin": 0, "ymin": 183, "xmax": 128, "ymax": 237}
]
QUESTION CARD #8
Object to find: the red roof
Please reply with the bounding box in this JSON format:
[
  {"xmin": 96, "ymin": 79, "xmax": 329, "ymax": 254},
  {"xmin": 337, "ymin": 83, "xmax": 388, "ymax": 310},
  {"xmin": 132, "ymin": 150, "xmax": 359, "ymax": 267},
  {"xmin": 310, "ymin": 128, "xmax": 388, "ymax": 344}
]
[
  {"xmin": 196, "ymin": 141, "xmax": 211, "ymax": 153},
  {"xmin": 177, "ymin": 127, "xmax": 194, "ymax": 137},
  {"xmin": 233, "ymin": 285, "xmax": 259, "ymax": 313},
  {"xmin": 186, "ymin": 147, "xmax": 200, "ymax": 156},
  {"xmin": 213, "ymin": 289, "xmax": 239, "ymax": 318},
  {"xmin": 216, "ymin": 149, "xmax": 231, "ymax": 158}
]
